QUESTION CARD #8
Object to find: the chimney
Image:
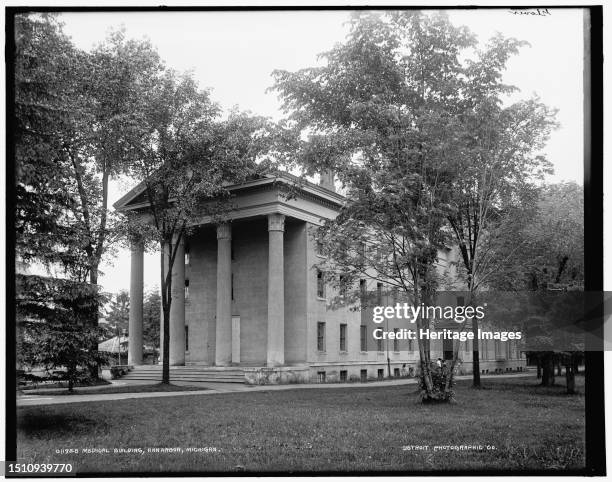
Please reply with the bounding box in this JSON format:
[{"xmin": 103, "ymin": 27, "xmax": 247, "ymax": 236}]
[{"xmin": 319, "ymin": 170, "xmax": 336, "ymax": 193}]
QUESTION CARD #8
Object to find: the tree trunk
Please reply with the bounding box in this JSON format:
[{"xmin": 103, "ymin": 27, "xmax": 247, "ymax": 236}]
[
  {"xmin": 67, "ymin": 361, "xmax": 76, "ymax": 392},
  {"xmin": 565, "ymin": 363, "xmax": 575, "ymax": 394},
  {"xmin": 162, "ymin": 307, "xmax": 170, "ymax": 384},
  {"xmin": 161, "ymin": 243, "xmax": 171, "ymax": 385},
  {"xmin": 416, "ymin": 288, "xmax": 435, "ymax": 401},
  {"xmin": 88, "ymin": 268, "xmax": 100, "ymax": 381},
  {"xmin": 472, "ymin": 318, "xmax": 481, "ymax": 387},
  {"xmin": 541, "ymin": 352, "xmax": 555, "ymax": 387}
]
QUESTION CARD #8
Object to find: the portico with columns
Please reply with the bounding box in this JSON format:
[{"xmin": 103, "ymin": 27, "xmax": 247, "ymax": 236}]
[{"xmin": 116, "ymin": 173, "xmax": 345, "ymax": 371}]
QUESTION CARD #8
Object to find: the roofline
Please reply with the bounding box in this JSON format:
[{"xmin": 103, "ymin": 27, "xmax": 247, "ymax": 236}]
[{"xmin": 113, "ymin": 171, "xmax": 345, "ymax": 212}]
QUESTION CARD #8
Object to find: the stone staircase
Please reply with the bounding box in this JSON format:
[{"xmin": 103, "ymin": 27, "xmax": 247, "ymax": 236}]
[{"xmin": 121, "ymin": 365, "xmax": 246, "ymax": 384}]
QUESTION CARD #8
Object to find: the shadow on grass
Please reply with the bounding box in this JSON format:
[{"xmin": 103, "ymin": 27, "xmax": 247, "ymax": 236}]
[
  {"xmin": 19, "ymin": 383, "xmax": 207, "ymax": 396},
  {"xmin": 18, "ymin": 412, "xmax": 109, "ymax": 436},
  {"xmin": 484, "ymin": 382, "xmax": 583, "ymax": 397}
]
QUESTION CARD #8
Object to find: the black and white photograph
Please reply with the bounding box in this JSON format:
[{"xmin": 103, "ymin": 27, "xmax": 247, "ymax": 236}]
[{"xmin": 5, "ymin": 2, "xmax": 606, "ymax": 477}]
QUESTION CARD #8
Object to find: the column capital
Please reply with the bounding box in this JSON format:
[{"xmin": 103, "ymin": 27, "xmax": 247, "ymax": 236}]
[
  {"xmin": 129, "ymin": 235, "xmax": 144, "ymax": 252},
  {"xmin": 268, "ymin": 213, "xmax": 285, "ymax": 232},
  {"xmin": 216, "ymin": 223, "xmax": 232, "ymax": 240}
]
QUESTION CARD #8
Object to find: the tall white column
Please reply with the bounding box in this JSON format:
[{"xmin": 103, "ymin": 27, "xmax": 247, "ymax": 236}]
[
  {"xmin": 128, "ymin": 238, "xmax": 144, "ymax": 365},
  {"xmin": 267, "ymin": 214, "xmax": 285, "ymax": 366},
  {"xmin": 215, "ymin": 223, "xmax": 232, "ymax": 366},
  {"xmin": 169, "ymin": 236, "xmax": 185, "ymax": 366}
]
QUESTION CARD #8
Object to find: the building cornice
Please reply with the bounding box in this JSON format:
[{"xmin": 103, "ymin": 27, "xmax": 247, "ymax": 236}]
[{"xmin": 114, "ymin": 172, "xmax": 345, "ymax": 213}]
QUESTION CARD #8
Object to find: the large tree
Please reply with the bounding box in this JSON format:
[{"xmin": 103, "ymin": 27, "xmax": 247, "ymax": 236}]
[
  {"xmin": 14, "ymin": 14, "xmax": 84, "ymax": 271},
  {"xmin": 445, "ymin": 36, "xmax": 559, "ymax": 386},
  {"xmin": 15, "ymin": 16, "xmax": 165, "ymax": 378},
  {"xmin": 15, "ymin": 16, "xmax": 161, "ymax": 282},
  {"xmin": 272, "ymin": 11, "xmax": 484, "ymax": 402},
  {"xmin": 16, "ymin": 275, "xmax": 107, "ymax": 391},
  {"xmin": 487, "ymin": 182, "xmax": 584, "ymax": 392},
  {"xmin": 60, "ymin": 29, "xmax": 164, "ymax": 285},
  {"xmin": 123, "ymin": 69, "xmax": 273, "ymax": 384}
]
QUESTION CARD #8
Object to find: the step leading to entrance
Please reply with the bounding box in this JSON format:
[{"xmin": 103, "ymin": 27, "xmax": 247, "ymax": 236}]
[{"xmin": 122, "ymin": 365, "xmax": 246, "ymax": 384}]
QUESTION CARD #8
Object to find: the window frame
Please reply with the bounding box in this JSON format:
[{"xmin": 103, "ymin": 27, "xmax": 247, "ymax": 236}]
[
  {"xmin": 316, "ymin": 270, "xmax": 326, "ymax": 299},
  {"xmin": 317, "ymin": 321, "xmax": 326, "ymax": 352},
  {"xmin": 360, "ymin": 324, "xmax": 367, "ymax": 352},
  {"xmin": 393, "ymin": 328, "xmax": 400, "ymax": 352}
]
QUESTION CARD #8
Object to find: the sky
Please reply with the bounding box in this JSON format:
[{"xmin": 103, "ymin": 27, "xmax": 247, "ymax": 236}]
[{"xmin": 55, "ymin": 7, "xmax": 585, "ymax": 294}]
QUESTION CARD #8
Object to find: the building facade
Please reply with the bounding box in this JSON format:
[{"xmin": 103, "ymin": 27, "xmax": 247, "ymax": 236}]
[{"xmin": 115, "ymin": 173, "xmax": 525, "ymax": 383}]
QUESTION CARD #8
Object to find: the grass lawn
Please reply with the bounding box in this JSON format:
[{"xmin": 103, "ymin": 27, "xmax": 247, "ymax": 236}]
[
  {"xmin": 15, "ymin": 375, "xmax": 585, "ymax": 474},
  {"xmin": 18, "ymin": 383, "xmax": 207, "ymax": 396}
]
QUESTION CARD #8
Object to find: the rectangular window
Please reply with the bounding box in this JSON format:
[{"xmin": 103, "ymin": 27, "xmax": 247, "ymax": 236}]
[
  {"xmin": 376, "ymin": 282, "xmax": 383, "ymax": 304},
  {"xmin": 393, "ymin": 328, "xmax": 399, "ymax": 352},
  {"xmin": 360, "ymin": 369, "xmax": 367, "ymax": 383},
  {"xmin": 495, "ymin": 339, "xmax": 502, "ymax": 359},
  {"xmin": 339, "ymin": 275, "xmax": 347, "ymax": 296},
  {"xmin": 359, "ymin": 279, "xmax": 367, "ymax": 306},
  {"xmin": 394, "ymin": 367, "xmax": 400, "ymax": 378},
  {"xmin": 377, "ymin": 369, "xmax": 384, "ymax": 380},
  {"xmin": 443, "ymin": 338, "xmax": 453, "ymax": 360},
  {"xmin": 184, "ymin": 279, "xmax": 190, "ymax": 300},
  {"xmin": 340, "ymin": 323, "xmax": 347, "ymax": 351},
  {"xmin": 340, "ymin": 370, "xmax": 347, "ymax": 382},
  {"xmin": 317, "ymin": 270, "xmax": 325, "ymax": 298},
  {"xmin": 317, "ymin": 371, "xmax": 326, "ymax": 383},
  {"xmin": 515, "ymin": 340, "xmax": 521, "ymax": 359},
  {"xmin": 408, "ymin": 337, "xmax": 413, "ymax": 352},
  {"xmin": 316, "ymin": 238, "xmax": 324, "ymax": 257},
  {"xmin": 360, "ymin": 325, "xmax": 367, "ymax": 351},
  {"xmin": 506, "ymin": 340, "xmax": 512, "ymax": 359},
  {"xmin": 360, "ymin": 278, "xmax": 366, "ymax": 293},
  {"xmin": 377, "ymin": 337, "xmax": 384, "ymax": 352},
  {"xmin": 317, "ymin": 322, "xmax": 326, "ymax": 352},
  {"xmin": 185, "ymin": 325, "xmax": 189, "ymax": 352}
]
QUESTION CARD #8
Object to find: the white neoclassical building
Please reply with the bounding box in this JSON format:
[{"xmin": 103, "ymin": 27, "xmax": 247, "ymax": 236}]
[{"xmin": 114, "ymin": 173, "xmax": 525, "ymax": 384}]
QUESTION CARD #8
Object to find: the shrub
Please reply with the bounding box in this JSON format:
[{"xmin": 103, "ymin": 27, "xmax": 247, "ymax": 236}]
[{"xmin": 417, "ymin": 367, "xmax": 455, "ymax": 403}]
